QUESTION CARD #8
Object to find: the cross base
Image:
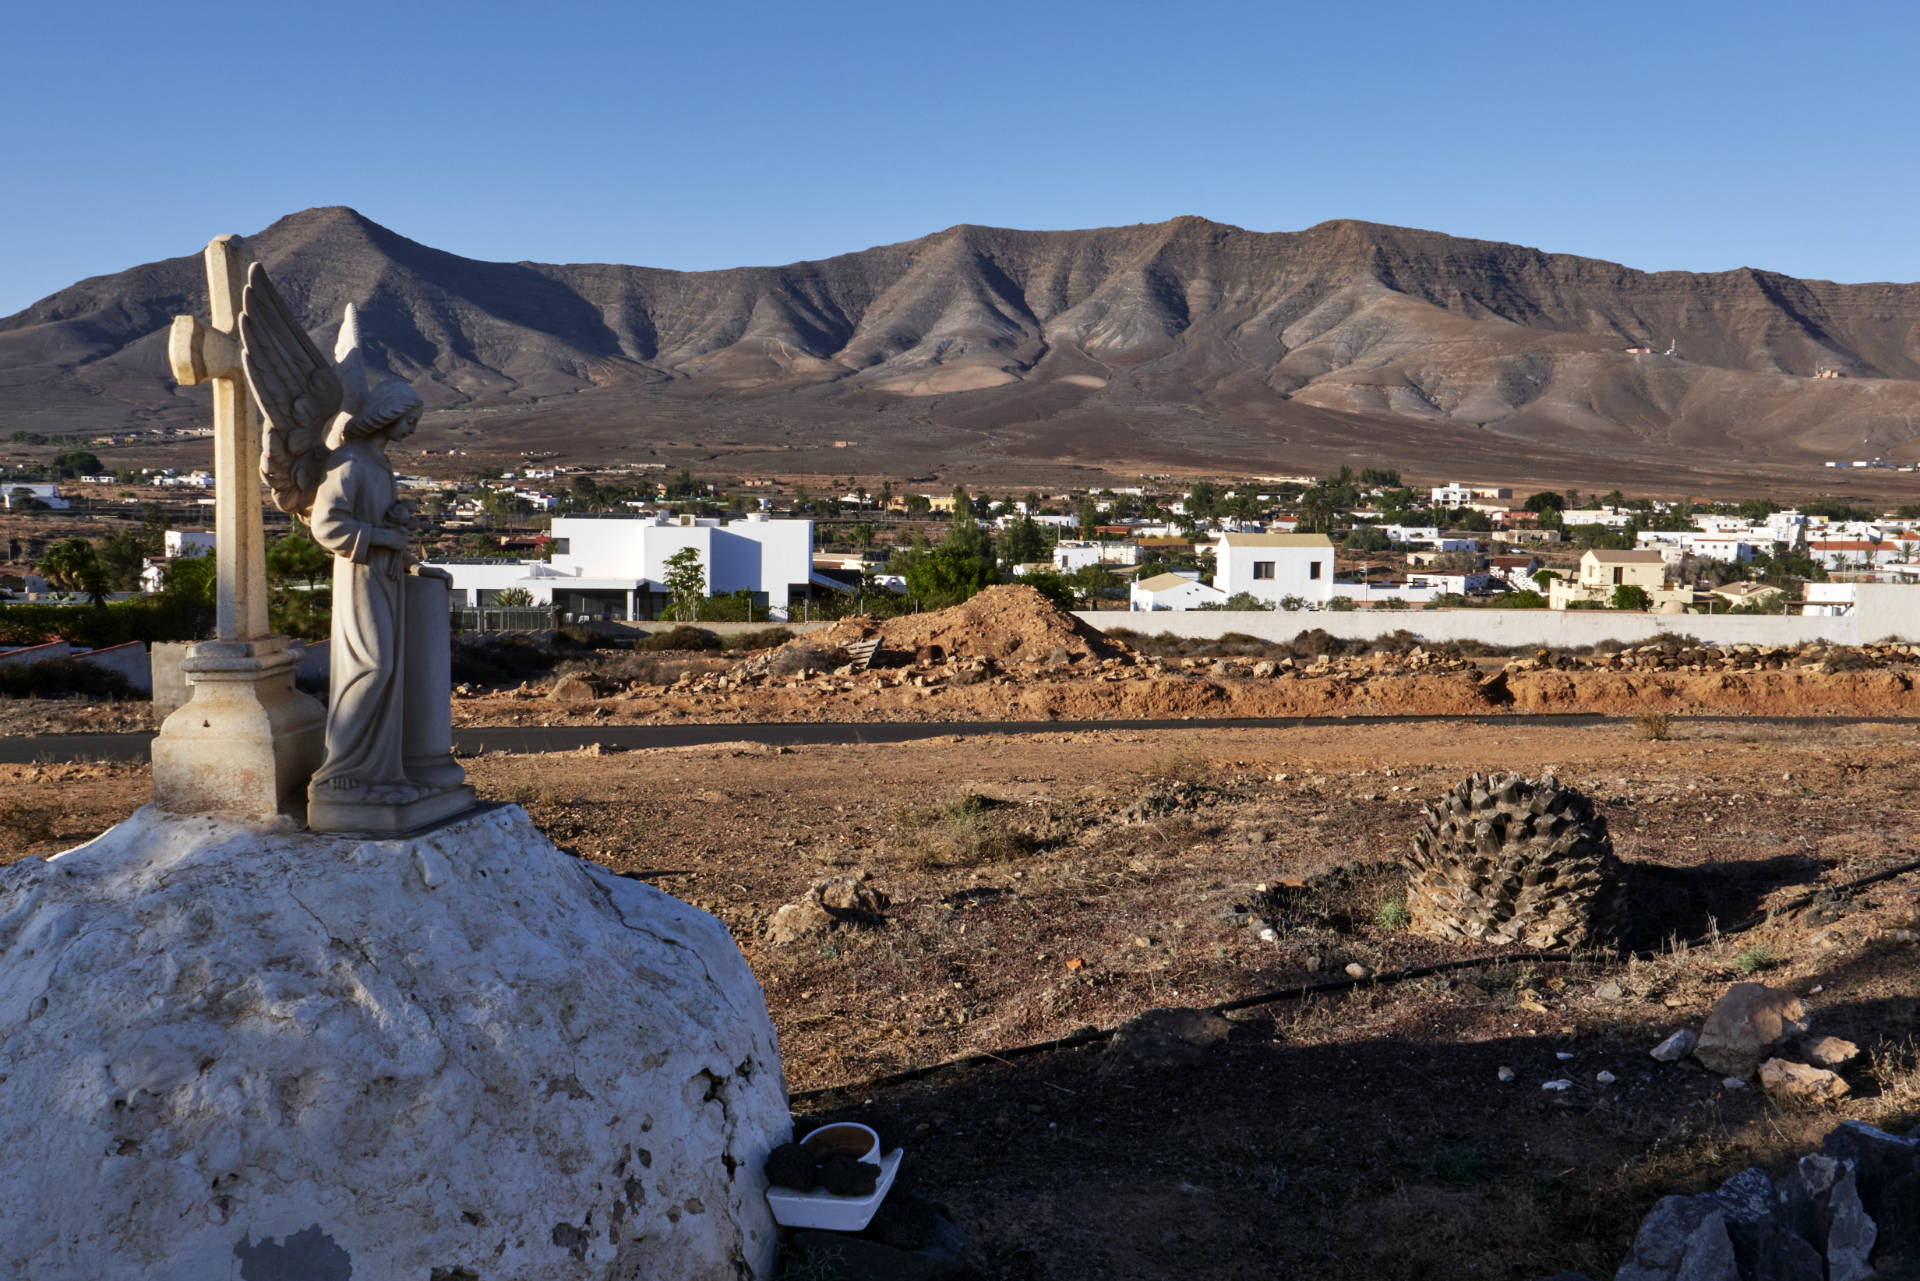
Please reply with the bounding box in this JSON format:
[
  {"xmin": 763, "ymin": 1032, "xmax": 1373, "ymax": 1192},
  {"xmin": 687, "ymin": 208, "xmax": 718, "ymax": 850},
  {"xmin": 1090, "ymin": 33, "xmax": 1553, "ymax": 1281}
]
[
  {"xmin": 152, "ymin": 638, "xmax": 326, "ymax": 819},
  {"xmin": 307, "ymin": 784, "xmax": 478, "ymax": 837}
]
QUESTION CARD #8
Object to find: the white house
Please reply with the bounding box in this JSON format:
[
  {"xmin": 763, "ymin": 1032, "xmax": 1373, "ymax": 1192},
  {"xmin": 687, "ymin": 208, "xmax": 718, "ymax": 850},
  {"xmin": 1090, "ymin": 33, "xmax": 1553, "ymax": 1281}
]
[
  {"xmin": 1129, "ymin": 572, "xmax": 1226, "ymax": 611},
  {"xmin": 1215, "ymin": 533, "xmax": 1334, "ymax": 606},
  {"xmin": 428, "ymin": 513, "xmax": 825, "ymax": 621},
  {"xmin": 166, "ymin": 530, "xmax": 215, "ymax": 558},
  {"xmin": 1560, "ymin": 507, "xmax": 1635, "ymax": 528},
  {"xmin": 139, "ymin": 530, "xmax": 215, "ymax": 593},
  {"xmin": 3, "ymin": 482, "xmax": 67, "ymax": 510},
  {"xmin": 1052, "ymin": 541, "xmax": 1139, "ymax": 571}
]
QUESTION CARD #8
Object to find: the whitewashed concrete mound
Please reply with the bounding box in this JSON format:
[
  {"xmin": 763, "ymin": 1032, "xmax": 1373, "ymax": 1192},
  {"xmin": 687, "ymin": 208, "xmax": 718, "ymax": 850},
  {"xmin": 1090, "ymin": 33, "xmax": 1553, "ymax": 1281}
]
[{"xmin": 0, "ymin": 803, "xmax": 788, "ymax": 1280}]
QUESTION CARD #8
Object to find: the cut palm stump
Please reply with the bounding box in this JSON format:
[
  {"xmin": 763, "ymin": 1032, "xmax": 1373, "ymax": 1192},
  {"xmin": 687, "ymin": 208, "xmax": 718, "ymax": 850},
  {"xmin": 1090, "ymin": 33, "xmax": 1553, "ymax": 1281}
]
[{"xmin": 1404, "ymin": 772, "xmax": 1623, "ymax": 949}]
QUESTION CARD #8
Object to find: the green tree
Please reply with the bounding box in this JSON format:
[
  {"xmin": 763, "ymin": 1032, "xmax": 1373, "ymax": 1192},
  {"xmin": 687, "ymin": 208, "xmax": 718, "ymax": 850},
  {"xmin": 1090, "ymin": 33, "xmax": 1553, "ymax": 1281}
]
[
  {"xmin": 904, "ymin": 545, "xmax": 995, "ymax": 609},
  {"xmin": 1496, "ymin": 589, "xmax": 1549, "ymax": 608},
  {"xmin": 161, "ymin": 549, "xmax": 217, "ymax": 609},
  {"xmin": 265, "ymin": 525, "xmax": 331, "ymax": 591},
  {"xmin": 999, "ymin": 513, "xmax": 1047, "ymax": 567},
  {"xmin": 1523, "ymin": 491, "xmax": 1566, "ymax": 513},
  {"xmin": 1018, "ymin": 570, "xmax": 1075, "ymax": 610},
  {"xmin": 1077, "ymin": 497, "xmax": 1100, "ymax": 538},
  {"xmin": 53, "ymin": 450, "xmax": 104, "ymax": 478},
  {"xmin": 1610, "ymin": 584, "xmax": 1651, "ymax": 611},
  {"xmin": 1068, "ymin": 563, "xmax": 1118, "ymax": 607},
  {"xmin": 38, "ymin": 538, "xmax": 108, "ymax": 603},
  {"xmin": 493, "ymin": 586, "xmax": 535, "ymax": 607},
  {"xmin": 943, "ymin": 488, "xmax": 991, "ymax": 561},
  {"xmin": 661, "ymin": 546, "xmax": 706, "ymax": 621}
]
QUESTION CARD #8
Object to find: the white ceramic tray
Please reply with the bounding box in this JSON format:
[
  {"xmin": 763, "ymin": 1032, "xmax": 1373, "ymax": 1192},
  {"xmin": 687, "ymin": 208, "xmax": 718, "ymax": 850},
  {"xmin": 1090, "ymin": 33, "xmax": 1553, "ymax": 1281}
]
[{"xmin": 765, "ymin": 1147, "xmax": 903, "ymax": 1231}]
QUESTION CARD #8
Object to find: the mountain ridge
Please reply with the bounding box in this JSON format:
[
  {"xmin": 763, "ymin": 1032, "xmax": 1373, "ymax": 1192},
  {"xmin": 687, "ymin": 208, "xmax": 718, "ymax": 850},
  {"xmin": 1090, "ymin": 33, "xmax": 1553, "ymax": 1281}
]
[{"xmin": 5, "ymin": 208, "xmax": 1920, "ymax": 483}]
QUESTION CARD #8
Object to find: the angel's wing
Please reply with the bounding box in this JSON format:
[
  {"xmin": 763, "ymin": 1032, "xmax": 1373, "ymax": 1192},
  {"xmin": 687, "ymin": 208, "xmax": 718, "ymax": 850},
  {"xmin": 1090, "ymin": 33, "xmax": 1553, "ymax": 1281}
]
[{"xmin": 240, "ymin": 262, "xmax": 341, "ymax": 518}]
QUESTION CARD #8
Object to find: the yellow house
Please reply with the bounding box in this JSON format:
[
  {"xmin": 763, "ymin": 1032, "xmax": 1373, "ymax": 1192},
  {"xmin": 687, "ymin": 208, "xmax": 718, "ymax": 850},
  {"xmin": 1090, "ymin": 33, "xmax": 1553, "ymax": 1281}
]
[{"xmin": 1549, "ymin": 549, "xmax": 1665, "ymax": 609}]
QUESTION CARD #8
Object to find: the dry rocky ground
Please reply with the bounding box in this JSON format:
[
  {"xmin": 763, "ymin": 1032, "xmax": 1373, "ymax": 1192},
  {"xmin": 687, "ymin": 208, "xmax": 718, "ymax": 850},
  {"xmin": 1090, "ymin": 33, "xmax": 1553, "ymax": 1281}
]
[{"xmin": 4, "ymin": 719, "xmax": 1918, "ymax": 1279}]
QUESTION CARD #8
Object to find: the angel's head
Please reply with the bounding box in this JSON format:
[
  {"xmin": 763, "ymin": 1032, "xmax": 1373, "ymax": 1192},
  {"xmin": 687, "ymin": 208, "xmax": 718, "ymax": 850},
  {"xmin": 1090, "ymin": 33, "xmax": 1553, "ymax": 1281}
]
[{"xmin": 343, "ymin": 380, "xmax": 424, "ymax": 444}]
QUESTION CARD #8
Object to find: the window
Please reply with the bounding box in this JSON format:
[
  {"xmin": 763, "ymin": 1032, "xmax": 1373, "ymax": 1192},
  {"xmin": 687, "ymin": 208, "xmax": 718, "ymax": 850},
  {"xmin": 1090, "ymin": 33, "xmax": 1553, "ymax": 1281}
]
[
  {"xmin": 1613, "ymin": 567, "xmax": 1623, "ymax": 585},
  {"xmin": 1252, "ymin": 561, "xmax": 1275, "ymax": 580},
  {"xmin": 1309, "ymin": 561, "xmax": 1323, "ymax": 581}
]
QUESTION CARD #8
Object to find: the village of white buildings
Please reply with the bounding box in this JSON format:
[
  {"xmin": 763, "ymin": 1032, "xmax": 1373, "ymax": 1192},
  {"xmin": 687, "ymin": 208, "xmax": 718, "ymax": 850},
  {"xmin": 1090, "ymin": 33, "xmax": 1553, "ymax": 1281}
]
[{"xmin": 5, "ymin": 442, "xmax": 1919, "ymax": 638}]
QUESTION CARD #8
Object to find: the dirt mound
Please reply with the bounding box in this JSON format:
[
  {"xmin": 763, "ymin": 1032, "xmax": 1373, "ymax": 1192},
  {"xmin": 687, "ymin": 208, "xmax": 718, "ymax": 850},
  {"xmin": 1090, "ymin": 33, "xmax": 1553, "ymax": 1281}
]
[{"xmin": 800, "ymin": 586, "xmax": 1129, "ymax": 667}]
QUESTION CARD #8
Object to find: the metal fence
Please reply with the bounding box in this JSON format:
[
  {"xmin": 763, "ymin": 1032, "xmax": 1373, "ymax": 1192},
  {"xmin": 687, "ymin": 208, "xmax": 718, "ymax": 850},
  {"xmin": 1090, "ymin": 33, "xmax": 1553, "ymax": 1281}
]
[{"xmin": 450, "ymin": 607, "xmax": 557, "ymax": 634}]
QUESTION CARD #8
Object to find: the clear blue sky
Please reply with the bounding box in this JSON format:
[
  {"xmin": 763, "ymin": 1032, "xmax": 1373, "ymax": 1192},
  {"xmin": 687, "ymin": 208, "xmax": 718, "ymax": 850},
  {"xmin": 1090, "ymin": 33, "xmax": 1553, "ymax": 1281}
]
[{"xmin": 5, "ymin": 0, "xmax": 1915, "ymax": 316}]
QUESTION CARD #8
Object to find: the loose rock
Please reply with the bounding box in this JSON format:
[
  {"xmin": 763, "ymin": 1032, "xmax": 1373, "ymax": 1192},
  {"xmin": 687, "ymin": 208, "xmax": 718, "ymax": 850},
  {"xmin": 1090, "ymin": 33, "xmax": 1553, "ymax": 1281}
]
[
  {"xmin": 1693, "ymin": 982, "xmax": 1808, "ymax": 1077},
  {"xmin": 1650, "ymin": 1028, "xmax": 1700, "ymax": 1062}
]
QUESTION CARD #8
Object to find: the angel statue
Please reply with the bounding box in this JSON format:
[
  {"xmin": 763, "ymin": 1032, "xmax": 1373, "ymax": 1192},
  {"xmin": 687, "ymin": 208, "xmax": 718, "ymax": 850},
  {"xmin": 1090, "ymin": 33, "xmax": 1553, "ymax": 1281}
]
[{"xmin": 240, "ymin": 263, "xmax": 473, "ymax": 833}]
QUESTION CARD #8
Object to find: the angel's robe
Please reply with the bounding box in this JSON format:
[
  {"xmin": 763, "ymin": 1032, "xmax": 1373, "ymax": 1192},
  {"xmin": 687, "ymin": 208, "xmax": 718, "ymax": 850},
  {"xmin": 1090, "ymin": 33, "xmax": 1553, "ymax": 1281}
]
[{"xmin": 308, "ymin": 439, "xmax": 411, "ymax": 795}]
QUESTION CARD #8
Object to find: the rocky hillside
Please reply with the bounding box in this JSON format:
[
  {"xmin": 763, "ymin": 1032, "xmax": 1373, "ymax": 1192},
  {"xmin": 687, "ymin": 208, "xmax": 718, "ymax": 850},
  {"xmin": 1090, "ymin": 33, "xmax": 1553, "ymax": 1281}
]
[{"xmin": 7, "ymin": 208, "xmax": 1920, "ymax": 479}]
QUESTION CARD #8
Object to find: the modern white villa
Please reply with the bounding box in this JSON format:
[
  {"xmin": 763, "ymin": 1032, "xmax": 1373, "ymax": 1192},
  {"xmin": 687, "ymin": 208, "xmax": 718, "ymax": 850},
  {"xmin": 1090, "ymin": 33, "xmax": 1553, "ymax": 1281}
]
[
  {"xmin": 1214, "ymin": 532, "xmax": 1335, "ymax": 606},
  {"xmin": 426, "ymin": 513, "xmax": 829, "ymax": 621}
]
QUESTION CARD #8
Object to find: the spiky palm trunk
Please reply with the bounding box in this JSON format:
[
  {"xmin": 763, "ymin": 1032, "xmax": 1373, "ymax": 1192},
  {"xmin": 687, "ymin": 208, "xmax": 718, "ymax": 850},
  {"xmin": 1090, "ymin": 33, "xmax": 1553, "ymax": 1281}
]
[{"xmin": 1404, "ymin": 772, "xmax": 1622, "ymax": 948}]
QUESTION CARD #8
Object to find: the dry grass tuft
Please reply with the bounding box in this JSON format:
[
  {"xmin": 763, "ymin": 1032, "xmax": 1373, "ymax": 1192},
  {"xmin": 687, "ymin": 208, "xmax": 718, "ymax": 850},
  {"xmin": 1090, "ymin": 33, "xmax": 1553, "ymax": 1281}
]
[{"xmin": 894, "ymin": 793, "xmax": 1036, "ymax": 866}]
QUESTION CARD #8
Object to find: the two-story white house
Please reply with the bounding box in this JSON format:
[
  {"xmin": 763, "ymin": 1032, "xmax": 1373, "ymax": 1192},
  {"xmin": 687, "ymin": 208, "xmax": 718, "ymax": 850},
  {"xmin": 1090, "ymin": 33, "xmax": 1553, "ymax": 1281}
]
[
  {"xmin": 1548, "ymin": 549, "xmax": 1665, "ymax": 609},
  {"xmin": 1215, "ymin": 533, "xmax": 1334, "ymax": 606},
  {"xmin": 427, "ymin": 513, "xmax": 824, "ymax": 621}
]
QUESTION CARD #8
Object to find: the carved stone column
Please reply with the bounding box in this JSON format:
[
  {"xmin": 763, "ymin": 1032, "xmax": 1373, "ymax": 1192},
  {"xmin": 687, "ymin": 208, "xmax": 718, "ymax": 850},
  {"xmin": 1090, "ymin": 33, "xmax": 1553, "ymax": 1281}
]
[{"xmin": 403, "ymin": 574, "xmax": 467, "ymax": 792}]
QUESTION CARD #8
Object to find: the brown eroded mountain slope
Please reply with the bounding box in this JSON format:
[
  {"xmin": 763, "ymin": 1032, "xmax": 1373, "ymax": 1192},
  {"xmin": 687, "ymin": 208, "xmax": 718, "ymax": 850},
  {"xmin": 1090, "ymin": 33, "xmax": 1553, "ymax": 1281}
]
[{"xmin": 5, "ymin": 208, "xmax": 1920, "ymax": 485}]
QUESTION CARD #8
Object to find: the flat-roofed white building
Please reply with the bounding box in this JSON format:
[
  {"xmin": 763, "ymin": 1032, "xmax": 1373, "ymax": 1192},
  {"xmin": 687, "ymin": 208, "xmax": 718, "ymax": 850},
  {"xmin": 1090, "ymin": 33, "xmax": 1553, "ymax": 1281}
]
[
  {"xmin": 1215, "ymin": 532, "xmax": 1334, "ymax": 606},
  {"xmin": 427, "ymin": 513, "xmax": 825, "ymax": 621},
  {"xmin": 1129, "ymin": 571, "xmax": 1226, "ymax": 611}
]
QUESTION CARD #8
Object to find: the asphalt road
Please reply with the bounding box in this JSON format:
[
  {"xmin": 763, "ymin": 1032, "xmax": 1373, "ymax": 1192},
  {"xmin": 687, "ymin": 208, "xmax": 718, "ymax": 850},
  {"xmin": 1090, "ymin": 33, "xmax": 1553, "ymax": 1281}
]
[
  {"xmin": 5, "ymin": 712, "xmax": 1906, "ymax": 764},
  {"xmin": 0, "ymin": 718, "xmax": 1620, "ymax": 768}
]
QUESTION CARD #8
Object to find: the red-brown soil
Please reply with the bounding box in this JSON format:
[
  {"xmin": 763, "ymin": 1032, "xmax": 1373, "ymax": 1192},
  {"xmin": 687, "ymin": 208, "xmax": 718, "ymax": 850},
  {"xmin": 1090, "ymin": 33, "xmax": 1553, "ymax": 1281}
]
[{"xmin": 5, "ymin": 720, "xmax": 1918, "ymax": 1280}]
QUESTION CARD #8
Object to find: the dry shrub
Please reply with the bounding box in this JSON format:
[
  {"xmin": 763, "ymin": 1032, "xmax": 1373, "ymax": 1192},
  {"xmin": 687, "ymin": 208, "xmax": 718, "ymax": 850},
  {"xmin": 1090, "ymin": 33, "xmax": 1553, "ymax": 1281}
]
[
  {"xmin": 895, "ymin": 793, "xmax": 1035, "ymax": 866},
  {"xmin": 722, "ymin": 626, "xmax": 796, "ymax": 651},
  {"xmin": 1866, "ymin": 1036, "xmax": 1920, "ymax": 1131},
  {"xmin": 633, "ymin": 625, "xmax": 722, "ymax": 652},
  {"xmin": 770, "ymin": 643, "xmax": 847, "ymax": 677},
  {"xmin": 1636, "ymin": 712, "xmax": 1673, "ymax": 741},
  {"xmin": 1137, "ymin": 749, "xmax": 1215, "ymax": 788}
]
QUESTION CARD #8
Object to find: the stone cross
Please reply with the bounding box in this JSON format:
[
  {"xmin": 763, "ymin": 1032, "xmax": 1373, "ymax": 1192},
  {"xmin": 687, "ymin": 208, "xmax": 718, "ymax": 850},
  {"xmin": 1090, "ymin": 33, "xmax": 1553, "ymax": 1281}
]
[
  {"xmin": 152, "ymin": 235, "xmax": 324, "ymax": 820},
  {"xmin": 167, "ymin": 234, "xmax": 269, "ymax": 641}
]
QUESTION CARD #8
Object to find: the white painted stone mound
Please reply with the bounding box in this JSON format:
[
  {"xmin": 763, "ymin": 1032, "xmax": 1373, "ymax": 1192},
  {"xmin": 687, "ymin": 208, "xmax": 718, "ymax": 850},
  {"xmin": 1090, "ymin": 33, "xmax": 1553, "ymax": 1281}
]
[{"xmin": 0, "ymin": 803, "xmax": 788, "ymax": 1280}]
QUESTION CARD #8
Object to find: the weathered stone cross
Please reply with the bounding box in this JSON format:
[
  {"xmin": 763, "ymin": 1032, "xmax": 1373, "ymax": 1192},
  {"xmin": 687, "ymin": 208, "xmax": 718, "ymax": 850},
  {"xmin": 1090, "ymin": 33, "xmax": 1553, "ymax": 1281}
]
[
  {"xmin": 166, "ymin": 234, "xmax": 269, "ymax": 642},
  {"xmin": 152, "ymin": 234, "xmax": 324, "ymax": 819}
]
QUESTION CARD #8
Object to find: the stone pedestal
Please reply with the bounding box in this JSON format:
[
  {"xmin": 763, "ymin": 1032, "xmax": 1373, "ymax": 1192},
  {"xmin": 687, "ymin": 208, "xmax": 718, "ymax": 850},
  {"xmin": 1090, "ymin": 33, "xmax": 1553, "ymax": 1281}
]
[
  {"xmin": 307, "ymin": 782, "xmax": 478, "ymax": 837},
  {"xmin": 151, "ymin": 637, "xmax": 325, "ymax": 819}
]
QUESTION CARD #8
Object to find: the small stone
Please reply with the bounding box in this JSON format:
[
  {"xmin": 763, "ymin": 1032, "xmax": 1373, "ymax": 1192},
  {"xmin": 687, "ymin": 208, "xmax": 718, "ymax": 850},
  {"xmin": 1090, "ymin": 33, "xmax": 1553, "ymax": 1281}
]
[
  {"xmin": 1257, "ymin": 927, "xmax": 1278, "ymax": 943},
  {"xmin": 1594, "ymin": 980, "xmax": 1624, "ymax": 1001},
  {"xmin": 1804, "ymin": 1035, "xmax": 1859, "ymax": 1067},
  {"xmin": 1758, "ymin": 1058, "xmax": 1851, "ymax": 1103},
  {"xmin": 1596, "ymin": 1070, "xmax": 1616, "ymax": 1084},
  {"xmin": 1497, "ymin": 1066, "xmax": 1515, "ymax": 1082},
  {"xmin": 1344, "ymin": 962, "xmax": 1374, "ymax": 980},
  {"xmin": 1651, "ymin": 1028, "xmax": 1699, "ymax": 1061},
  {"xmin": 1723, "ymin": 1077, "xmax": 1748, "ymax": 1089},
  {"xmin": 1555, "ymin": 1051, "xmax": 1574, "ymax": 1061},
  {"xmin": 1694, "ymin": 982, "xmax": 1808, "ymax": 1078},
  {"xmin": 1542, "ymin": 1079, "xmax": 1573, "ymax": 1091}
]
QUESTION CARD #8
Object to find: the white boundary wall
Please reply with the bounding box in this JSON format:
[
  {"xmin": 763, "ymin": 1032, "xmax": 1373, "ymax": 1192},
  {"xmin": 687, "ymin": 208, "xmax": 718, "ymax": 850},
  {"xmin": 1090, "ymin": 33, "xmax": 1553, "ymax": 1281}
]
[{"xmin": 1079, "ymin": 585, "xmax": 1920, "ymax": 647}]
